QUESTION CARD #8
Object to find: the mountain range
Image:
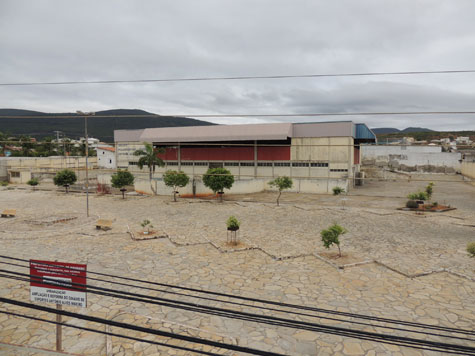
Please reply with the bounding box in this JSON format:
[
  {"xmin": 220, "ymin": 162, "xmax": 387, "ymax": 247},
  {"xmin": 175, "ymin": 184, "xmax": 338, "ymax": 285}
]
[
  {"xmin": 0, "ymin": 109, "xmax": 215, "ymax": 142},
  {"xmin": 0, "ymin": 109, "xmax": 463, "ymax": 142},
  {"xmin": 370, "ymin": 127, "xmax": 434, "ymax": 135}
]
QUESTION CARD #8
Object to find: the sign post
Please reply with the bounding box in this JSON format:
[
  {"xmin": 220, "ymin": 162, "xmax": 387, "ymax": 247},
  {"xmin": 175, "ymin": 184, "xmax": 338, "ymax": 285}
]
[
  {"xmin": 56, "ymin": 304, "xmax": 62, "ymax": 351},
  {"xmin": 29, "ymin": 260, "xmax": 87, "ymax": 352}
]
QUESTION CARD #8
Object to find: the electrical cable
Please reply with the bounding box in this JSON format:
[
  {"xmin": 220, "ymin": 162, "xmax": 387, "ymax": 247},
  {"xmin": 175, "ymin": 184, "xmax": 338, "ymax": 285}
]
[
  {"xmin": 1, "ymin": 272, "xmax": 474, "ymax": 354},
  {"xmin": 0, "ymin": 310, "xmax": 225, "ymax": 356},
  {"xmin": 2, "ymin": 255, "xmax": 471, "ymax": 337},
  {"xmin": 2, "ymin": 69, "xmax": 475, "ymax": 86},
  {"xmin": 0, "ymin": 259, "xmax": 471, "ymax": 342},
  {"xmin": 0, "ymin": 298, "xmax": 286, "ymax": 356},
  {"xmin": 1, "ymin": 111, "xmax": 475, "ymax": 119}
]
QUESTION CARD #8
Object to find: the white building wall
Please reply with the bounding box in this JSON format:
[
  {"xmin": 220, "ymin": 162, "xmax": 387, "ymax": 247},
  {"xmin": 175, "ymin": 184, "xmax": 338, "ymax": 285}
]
[
  {"xmin": 96, "ymin": 149, "xmax": 116, "ymax": 169},
  {"xmin": 361, "ymin": 145, "xmax": 461, "ymax": 172}
]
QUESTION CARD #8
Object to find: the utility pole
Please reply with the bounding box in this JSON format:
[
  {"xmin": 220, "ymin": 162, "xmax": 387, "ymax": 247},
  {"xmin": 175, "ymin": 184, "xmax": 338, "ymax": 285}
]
[
  {"xmin": 76, "ymin": 111, "xmax": 95, "ymax": 217},
  {"xmin": 54, "ymin": 130, "xmax": 62, "ymax": 155}
]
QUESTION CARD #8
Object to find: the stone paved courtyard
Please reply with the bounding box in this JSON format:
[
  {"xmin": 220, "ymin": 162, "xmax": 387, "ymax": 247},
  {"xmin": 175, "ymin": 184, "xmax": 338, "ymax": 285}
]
[{"xmin": 0, "ymin": 175, "xmax": 474, "ymax": 355}]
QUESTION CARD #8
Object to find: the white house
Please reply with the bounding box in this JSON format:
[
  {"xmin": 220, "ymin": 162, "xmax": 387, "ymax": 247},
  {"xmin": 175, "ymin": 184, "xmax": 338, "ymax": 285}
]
[{"xmin": 96, "ymin": 146, "xmax": 116, "ymax": 169}]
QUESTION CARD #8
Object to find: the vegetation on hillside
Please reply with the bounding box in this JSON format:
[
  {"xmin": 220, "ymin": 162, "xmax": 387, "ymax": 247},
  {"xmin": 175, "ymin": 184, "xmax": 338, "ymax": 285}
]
[{"xmin": 0, "ymin": 109, "xmax": 215, "ymax": 141}]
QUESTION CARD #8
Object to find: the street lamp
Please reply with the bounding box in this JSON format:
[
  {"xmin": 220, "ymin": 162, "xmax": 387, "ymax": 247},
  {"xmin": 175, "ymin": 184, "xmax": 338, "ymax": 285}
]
[{"xmin": 76, "ymin": 111, "xmax": 95, "ymax": 217}]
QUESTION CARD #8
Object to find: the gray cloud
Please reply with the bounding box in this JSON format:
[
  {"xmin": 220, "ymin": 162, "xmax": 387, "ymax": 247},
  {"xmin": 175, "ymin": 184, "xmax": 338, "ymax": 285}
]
[{"xmin": 1, "ymin": 0, "xmax": 474, "ymax": 130}]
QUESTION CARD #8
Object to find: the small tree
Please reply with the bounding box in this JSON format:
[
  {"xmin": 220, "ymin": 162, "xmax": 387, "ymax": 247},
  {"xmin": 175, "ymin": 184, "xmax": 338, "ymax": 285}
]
[
  {"xmin": 163, "ymin": 170, "xmax": 190, "ymax": 202},
  {"xmin": 27, "ymin": 178, "xmax": 39, "ymax": 190},
  {"xmin": 425, "ymin": 182, "xmax": 434, "ymax": 201},
  {"xmin": 268, "ymin": 176, "xmax": 293, "ymax": 206},
  {"xmin": 226, "ymin": 216, "xmax": 240, "ymax": 245},
  {"xmin": 111, "ymin": 170, "xmax": 135, "ymax": 199},
  {"xmin": 53, "ymin": 169, "xmax": 77, "ymax": 193},
  {"xmin": 140, "ymin": 219, "xmax": 154, "ymax": 233},
  {"xmin": 321, "ymin": 224, "xmax": 347, "ymax": 257},
  {"xmin": 203, "ymin": 167, "xmax": 234, "ymax": 202}
]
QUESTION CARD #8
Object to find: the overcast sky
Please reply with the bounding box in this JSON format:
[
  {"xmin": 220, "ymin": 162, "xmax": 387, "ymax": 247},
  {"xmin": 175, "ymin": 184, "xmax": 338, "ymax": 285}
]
[{"xmin": 1, "ymin": 0, "xmax": 475, "ymax": 130}]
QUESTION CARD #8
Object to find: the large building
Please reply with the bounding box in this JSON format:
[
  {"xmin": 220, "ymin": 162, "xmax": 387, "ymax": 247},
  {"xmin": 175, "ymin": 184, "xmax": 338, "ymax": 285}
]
[{"xmin": 114, "ymin": 121, "xmax": 376, "ymax": 194}]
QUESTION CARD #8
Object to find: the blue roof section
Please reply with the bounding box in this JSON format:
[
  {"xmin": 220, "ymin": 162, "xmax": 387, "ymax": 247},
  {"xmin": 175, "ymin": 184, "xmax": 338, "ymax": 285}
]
[{"xmin": 355, "ymin": 123, "xmax": 376, "ymax": 140}]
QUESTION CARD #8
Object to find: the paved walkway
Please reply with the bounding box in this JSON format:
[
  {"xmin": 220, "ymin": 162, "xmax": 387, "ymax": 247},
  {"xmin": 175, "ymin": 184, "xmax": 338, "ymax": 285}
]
[{"xmin": 0, "ymin": 180, "xmax": 474, "ymax": 355}]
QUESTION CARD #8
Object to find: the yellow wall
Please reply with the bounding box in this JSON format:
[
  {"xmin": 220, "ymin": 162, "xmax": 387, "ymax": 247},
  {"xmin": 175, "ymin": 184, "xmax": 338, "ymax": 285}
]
[
  {"xmin": 291, "ymin": 137, "xmax": 354, "ymax": 164},
  {"xmin": 461, "ymin": 162, "xmax": 475, "ymax": 179}
]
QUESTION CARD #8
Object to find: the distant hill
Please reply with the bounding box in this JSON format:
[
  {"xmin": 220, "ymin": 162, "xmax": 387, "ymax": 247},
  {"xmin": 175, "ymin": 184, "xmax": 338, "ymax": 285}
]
[
  {"xmin": 371, "ymin": 128, "xmax": 400, "ymax": 134},
  {"xmin": 371, "ymin": 127, "xmax": 434, "ymax": 134},
  {"xmin": 0, "ymin": 109, "xmax": 215, "ymax": 142}
]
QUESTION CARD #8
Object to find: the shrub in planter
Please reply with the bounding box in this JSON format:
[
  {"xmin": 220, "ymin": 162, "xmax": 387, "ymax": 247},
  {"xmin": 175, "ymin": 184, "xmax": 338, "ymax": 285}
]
[
  {"xmin": 407, "ymin": 191, "xmax": 428, "ymax": 201},
  {"xmin": 406, "ymin": 200, "xmax": 419, "ymax": 209},
  {"xmin": 0, "ymin": 181, "xmax": 8, "ymax": 187},
  {"xmin": 27, "ymin": 178, "xmax": 39, "ymax": 190},
  {"xmin": 332, "ymin": 186, "xmax": 345, "ymax": 196},
  {"xmin": 226, "ymin": 216, "xmax": 240, "ymax": 231},
  {"xmin": 467, "ymin": 242, "xmax": 475, "ymax": 258},
  {"xmin": 226, "ymin": 216, "xmax": 240, "ymax": 245}
]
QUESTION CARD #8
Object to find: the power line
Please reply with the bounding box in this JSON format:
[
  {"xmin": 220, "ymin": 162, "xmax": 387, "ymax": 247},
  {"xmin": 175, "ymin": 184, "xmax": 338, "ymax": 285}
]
[
  {"xmin": 1, "ymin": 111, "xmax": 475, "ymax": 119},
  {"xmin": 0, "ymin": 259, "xmax": 470, "ymax": 342},
  {"xmin": 0, "ymin": 298, "xmax": 285, "ymax": 356},
  {"xmin": 2, "ymin": 69, "xmax": 475, "ymax": 86},
  {"xmin": 0, "ymin": 310, "xmax": 225, "ymax": 356},
  {"xmin": 1, "ymin": 269, "xmax": 474, "ymax": 354},
  {"xmin": 2, "ymin": 255, "xmax": 473, "ymax": 337}
]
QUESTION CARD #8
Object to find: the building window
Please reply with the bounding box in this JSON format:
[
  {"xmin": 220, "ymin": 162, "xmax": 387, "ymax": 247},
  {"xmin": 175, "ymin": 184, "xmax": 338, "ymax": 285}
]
[
  {"xmin": 240, "ymin": 162, "xmax": 255, "ymax": 167},
  {"xmin": 109, "ymin": 159, "xmax": 112, "ymax": 164},
  {"xmin": 310, "ymin": 162, "xmax": 329, "ymax": 167},
  {"xmin": 181, "ymin": 162, "xmax": 194, "ymax": 166},
  {"xmin": 128, "ymin": 161, "xmax": 138, "ymax": 166},
  {"xmin": 330, "ymin": 169, "xmax": 348, "ymax": 172},
  {"xmin": 224, "ymin": 162, "xmax": 239, "ymax": 166},
  {"xmin": 167, "ymin": 162, "xmax": 178, "ymax": 166},
  {"xmin": 10, "ymin": 171, "xmax": 20, "ymax": 178},
  {"xmin": 274, "ymin": 162, "xmax": 290, "ymax": 167},
  {"xmin": 194, "ymin": 162, "xmax": 209, "ymax": 166},
  {"xmin": 292, "ymin": 162, "xmax": 309, "ymax": 167},
  {"xmin": 257, "ymin": 162, "xmax": 273, "ymax": 167}
]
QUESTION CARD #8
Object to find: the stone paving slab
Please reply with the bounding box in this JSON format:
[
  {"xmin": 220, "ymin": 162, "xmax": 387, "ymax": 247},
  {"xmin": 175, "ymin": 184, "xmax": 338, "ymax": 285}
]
[{"xmin": 0, "ymin": 182, "xmax": 474, "ymax": 355}]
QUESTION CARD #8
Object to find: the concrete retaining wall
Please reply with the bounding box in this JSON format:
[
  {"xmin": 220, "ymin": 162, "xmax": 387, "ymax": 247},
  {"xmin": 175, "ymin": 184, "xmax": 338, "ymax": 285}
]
[
  {"xmin": 131, "ymin": 176, "xmax": 349, "ymax": 196},
  {"xmin": 361, "ymin": 145, "xmax": 461, "ymax": 173}
]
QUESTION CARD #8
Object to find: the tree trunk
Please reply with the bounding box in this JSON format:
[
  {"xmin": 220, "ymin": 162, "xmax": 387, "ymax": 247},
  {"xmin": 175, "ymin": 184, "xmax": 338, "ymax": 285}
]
[
  {"xmin": 337, "ymin": 244, "xmax": 341, "ymax": 257},
  {"xmin": 173, "ymin": 191, "xmax": 177, "ymax": 202},
  {"xmin": 149, "ymin": 167, "xmax": 157, "ymax": 195},
  {"xmin": 121, "ymin": 190, "xmax": 125, "ymax": 199},
  {"xmin": 277, "ymin": 191, "xmax": 281, "ymax": 206}
]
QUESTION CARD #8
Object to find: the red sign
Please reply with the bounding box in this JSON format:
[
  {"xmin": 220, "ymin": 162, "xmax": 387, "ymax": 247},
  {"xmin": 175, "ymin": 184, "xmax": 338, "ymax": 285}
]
[{"xmin": 30, "ymin": 260, "xmax": 87, "ymax": 307}]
